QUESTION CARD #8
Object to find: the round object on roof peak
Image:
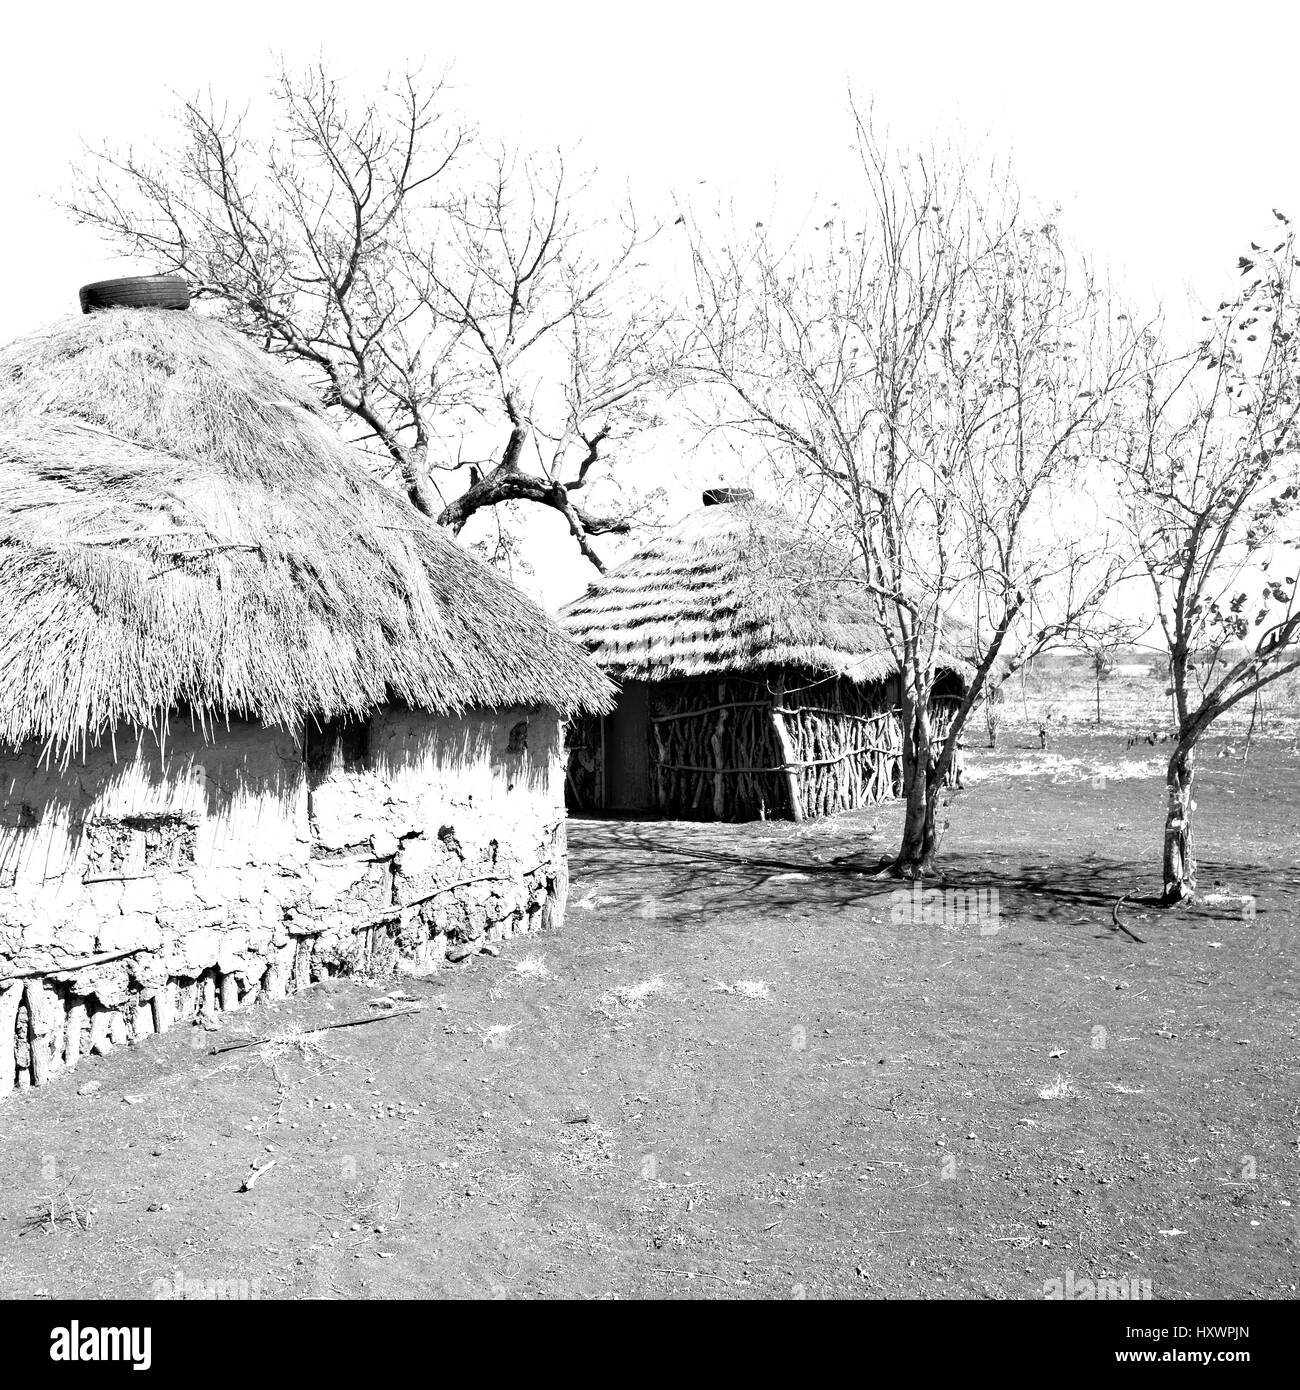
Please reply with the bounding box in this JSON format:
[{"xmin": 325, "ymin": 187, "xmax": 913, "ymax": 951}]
[{"xmin": 79, "ymin": 275, "xmax": 192, "ymax": 314}]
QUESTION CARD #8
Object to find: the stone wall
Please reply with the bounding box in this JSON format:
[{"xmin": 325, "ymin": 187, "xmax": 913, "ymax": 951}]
[{"xmin": 0, "ymin": 703, "xmax": 567, "ymax": 1097}]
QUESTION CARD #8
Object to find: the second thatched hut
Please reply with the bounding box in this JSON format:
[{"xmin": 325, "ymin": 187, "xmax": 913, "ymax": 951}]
[{"xmin": 560, "ymin": 490, "xmax": 969, "ymax": 820}]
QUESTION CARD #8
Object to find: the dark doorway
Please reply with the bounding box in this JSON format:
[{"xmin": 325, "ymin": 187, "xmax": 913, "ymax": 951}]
[{"xmin": 605, "ymin": 680, "xmax": 653, "ymax": 811}]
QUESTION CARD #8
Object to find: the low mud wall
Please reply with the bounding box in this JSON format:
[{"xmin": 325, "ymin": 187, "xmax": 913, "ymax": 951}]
[{"xmin": 0, "ymin": 703, "xmax": 567, "ymax": 1097}]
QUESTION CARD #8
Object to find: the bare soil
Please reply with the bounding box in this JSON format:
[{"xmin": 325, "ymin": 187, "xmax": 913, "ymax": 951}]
[{"xmin": 0, "ymin": 730, "xmax": 1296, "ymax": 1300}]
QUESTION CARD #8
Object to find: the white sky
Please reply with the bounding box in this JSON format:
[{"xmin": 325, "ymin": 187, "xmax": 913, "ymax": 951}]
[{"xmin": 3, "ymin": 0, "xmax": 1297, "ymax": 611}]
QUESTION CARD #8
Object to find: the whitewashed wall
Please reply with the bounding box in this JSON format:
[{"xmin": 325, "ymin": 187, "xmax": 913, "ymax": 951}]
[{"xmin": 0, "ymin": 704, "xmax": 567, "ymax": 1096}]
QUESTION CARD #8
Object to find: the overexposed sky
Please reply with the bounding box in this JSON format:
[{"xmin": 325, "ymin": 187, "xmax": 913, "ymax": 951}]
[{"xmin": 3, "ymin": 0, "xmax": 1297, "ymax": 607}]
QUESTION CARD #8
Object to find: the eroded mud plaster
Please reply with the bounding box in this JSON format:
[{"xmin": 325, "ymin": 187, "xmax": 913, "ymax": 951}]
[{"xmin": 0, "ymin": 704, "xmax": 567, "ymax": 1094}]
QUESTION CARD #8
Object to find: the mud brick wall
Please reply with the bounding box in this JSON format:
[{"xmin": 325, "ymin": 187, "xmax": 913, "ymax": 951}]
[{"xmin": 0, "ymin": 704, "xmax": 567, "ymax": 1097}]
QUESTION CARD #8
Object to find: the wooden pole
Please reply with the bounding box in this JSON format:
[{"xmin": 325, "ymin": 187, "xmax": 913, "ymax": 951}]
[
  {"xmin": 65, "ymin": 1000, "xmax": 86, "ymax": 1069},
  {"xmin": 134, "ymin": 995, "xmax": 156, "ymax": 1039},
  {"xmin": 176, "ymin": 978, "xmax": 197, "ymax": 1022},
  {"xmin": 219, "ymin": 972, "xmax": 240, "ymax": 1013},
  {"xmin": 712, "ymin": 683, "xmax": 729, "ymax": 819},
  {"xmin": 769, "ymin": 674, "xmax": 805, "ymax": 823},
  {"xmin": 151, "ymin": 985, "xmax": 175, "ymax": 1035},
  {"xmin": 0, "ymin": 982, "xmax": 22, "ymax": 1097},
  {"xmin": 88, "ymin": 1006, "xmax": 113, "ymax": 1056},
  {"xmin": 262, "ymin": 960, "xmax": 287, "ymax": 1002},
  {"xmin": 24, "ymin": 980, "xmax": 58, "ymax": 1087},
  {"xmin": 293, "ymin": 940, "xmax": 313, "ymax": 991}
]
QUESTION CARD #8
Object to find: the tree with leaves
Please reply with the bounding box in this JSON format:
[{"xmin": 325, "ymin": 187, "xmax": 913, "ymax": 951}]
[
  {"xmin": 685, "ymin": 107, "xmax": 1142, "ymax": 876},
  {"xmin": 67, "ymin": 62, "xmax": 673, "ymax": 569},
  {"xmin": 1117, "ymin": 214, "xmax": 1300, "ymax": 904}
]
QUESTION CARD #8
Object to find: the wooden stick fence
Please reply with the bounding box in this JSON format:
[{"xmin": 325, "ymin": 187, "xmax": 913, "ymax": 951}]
[
  {"xmin": 643, "ymin": 672, "xmax": 917, "ymax": 820},
  {"xmin": 565, "ymin": 674, "xmax": 966, "ymax": 820}
]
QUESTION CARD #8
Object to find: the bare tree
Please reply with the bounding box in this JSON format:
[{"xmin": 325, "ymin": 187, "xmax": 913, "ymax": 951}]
[
  {"xmin": 1080, "ymin": 620, "xmax": 1146, "ymax": 727},
  {"xmin": 686, "ymin": 106, "xmax": 1142, "ymax": 875},
  {"xmin": 67, "ymin": 62, "xmax": 673, "ymax": 569},
  {"xmin": 980, "ymin": 681, "xmax": 1003, "ymax": 750},
  {"xmin": 1117, "ymin": 215, "xmax": 1300, "ymax": 904}
]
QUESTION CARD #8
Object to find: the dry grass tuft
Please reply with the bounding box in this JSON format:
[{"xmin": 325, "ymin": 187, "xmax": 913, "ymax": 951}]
[
  {"xmin": 597, "ymin": 976, "xmax": 666, "ymax": 1020},
  {"xmin": 1037, "ymin": 1074, "xmax": 1073, "ymax": 1100},
  {"xmin": 610, "ymin": 976, "xmax": 665, "ymax": 1007},
  {"xmin": 710, "ymin": 979, "xmax": 772, "ymax": 999},
  {"xmin": 257, "ymin": 1022, "xmax": 330, "ymax": 1066}
]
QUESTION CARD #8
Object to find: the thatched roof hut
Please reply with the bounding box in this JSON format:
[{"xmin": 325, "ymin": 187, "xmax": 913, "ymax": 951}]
[
  {"xmin": 561, "ymin": 494, "xmax": 973, "ymax": 685},
  {"xmin": 0, "ymin": 307, "xmax": 610, "ymax": 754},
  {"xmin": 0, "ymin": 297, "xmax": 611, "ymax": 1099},
  {"xmin": 560, "ymin": 492, "xmax": 968, "ymax": 820}
]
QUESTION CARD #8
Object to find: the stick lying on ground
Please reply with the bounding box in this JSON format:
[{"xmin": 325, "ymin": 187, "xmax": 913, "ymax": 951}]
[
  {"xmin": 240, "ymin": 1159, "xmax": 276, "ymax": 1193},
  {"xmin": 208, "ymin": 1006, "xmax": 424, "ymax": 1055},
  {"xmin": 1110, "ymin": 894, "xmax": 1146, "ymax": 944}
]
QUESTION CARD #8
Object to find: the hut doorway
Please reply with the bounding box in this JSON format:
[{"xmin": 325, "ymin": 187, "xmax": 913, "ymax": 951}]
[{"xmin": 604, "ymin": 679, "xmax": 653, "ymax": 811}]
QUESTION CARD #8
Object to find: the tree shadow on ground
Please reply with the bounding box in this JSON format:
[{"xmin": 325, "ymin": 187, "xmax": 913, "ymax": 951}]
[{"xmin": 567, "ymin": 817, "xmax": 1278, "ymax": 937}]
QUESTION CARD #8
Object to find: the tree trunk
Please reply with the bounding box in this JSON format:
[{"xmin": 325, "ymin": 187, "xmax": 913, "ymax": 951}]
[
  {"xmin": 1161, "ymin": 741, "xmax": 1197, "ymax": 905},
  {"xmin": 892, "ymin": 703, "xmax": 940, "ymax": 878},
  {"xmin": 893, "ymin": 778, "xmax": 940, "ymax": 878}
]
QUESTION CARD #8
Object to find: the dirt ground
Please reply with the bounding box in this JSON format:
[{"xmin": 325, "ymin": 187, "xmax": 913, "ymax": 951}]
[{"xmin": 0, "ymin": 728, "xmax": 1296, "ymax": 1300}]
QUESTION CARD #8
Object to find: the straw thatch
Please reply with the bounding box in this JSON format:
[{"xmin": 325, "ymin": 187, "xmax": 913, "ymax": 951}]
[
  {"xmin": 0, "ymin": 308, "xmax": 613, "ymax": 752},
  {"xmin": 560, "ymin": 498, "xmax": 974, "ymax": 685}
]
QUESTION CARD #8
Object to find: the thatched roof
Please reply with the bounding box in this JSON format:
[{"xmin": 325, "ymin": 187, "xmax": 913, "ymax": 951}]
[
  {"xmin": 560, "ymin": 498, "xmax": 975, "ymax": 686},
  {"xmin": 0, "ymin": 307, "xmax": 612, "ymax": 753}
]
